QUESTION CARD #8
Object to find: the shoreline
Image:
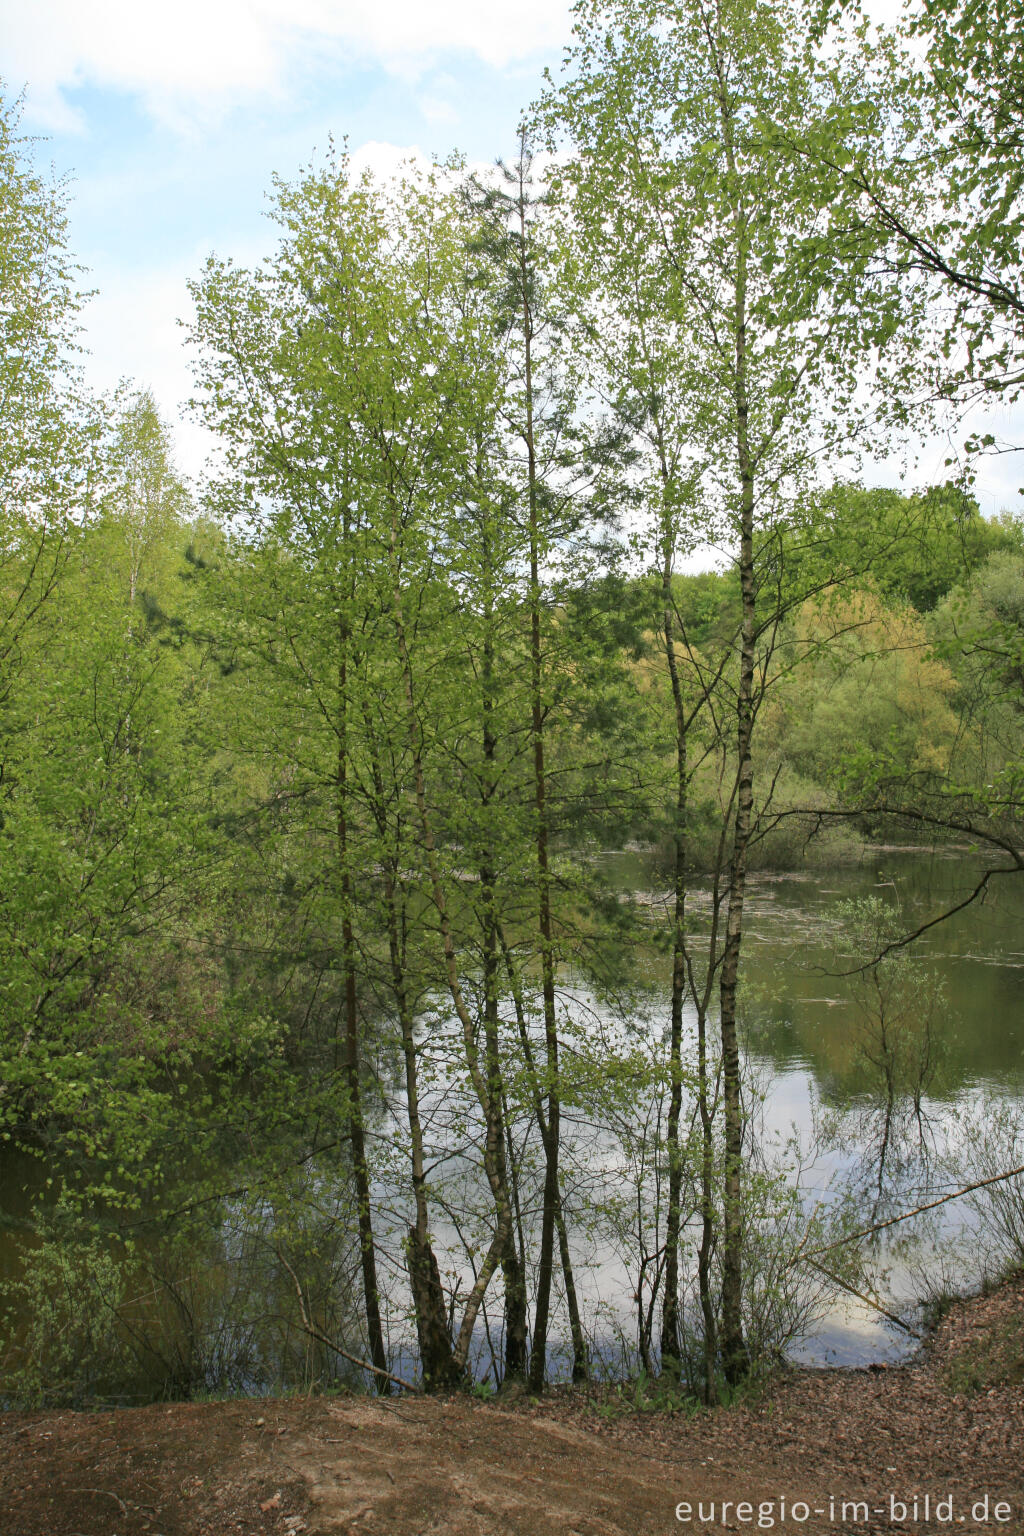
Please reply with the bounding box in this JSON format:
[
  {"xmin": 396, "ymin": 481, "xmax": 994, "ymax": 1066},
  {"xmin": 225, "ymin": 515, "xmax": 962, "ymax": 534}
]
[{"xmin": 2, "ymin": 1273, "xmax": 1022, "ymax": 1534}]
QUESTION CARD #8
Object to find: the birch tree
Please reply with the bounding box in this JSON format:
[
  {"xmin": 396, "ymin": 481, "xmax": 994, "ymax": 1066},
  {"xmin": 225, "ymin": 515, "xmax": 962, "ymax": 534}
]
[{"xmin": 543, "ymin": 0, "xmax": 913, "ymax": 1386}]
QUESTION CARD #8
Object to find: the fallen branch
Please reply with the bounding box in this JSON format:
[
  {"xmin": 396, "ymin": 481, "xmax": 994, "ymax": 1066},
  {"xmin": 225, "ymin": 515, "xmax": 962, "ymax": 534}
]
[
  {"xmin": 276, "ymin": 1248, "xmax": 421, "ymax": 1395},
  {"xmin": 799, "ymin": 1256, "xmax": 921, "ymax": 1338},
  {"xmin": 805, "ymin": 1164, "xmax": 1024, "ymax": 1259}
]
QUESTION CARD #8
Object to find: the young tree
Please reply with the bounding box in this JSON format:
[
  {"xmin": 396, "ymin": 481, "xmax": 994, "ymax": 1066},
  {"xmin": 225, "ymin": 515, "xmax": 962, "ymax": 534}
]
[
  {"xmin": 465, "ymin": 136, "xmax": 615, "ymax": 1388},
  {"xmin": 0, "ymin": 88, "xmax": 99, "ymax": 776},
  {"xmin": 0, "ymin": 100, "xmax": 166, "ymax": 1149},
  {"xmin": 187, "ymin": 177, "xmax": 398, "ymax": 1384},
  {"xmin": 189, "ymin": 159, "xmax": 553, "ymax": 1388},
  {"xmin": 0, "ymin": 397, "xmax": 215, "ymax": 1157},
  {"xmin": 543, "ymin": 0, "xmax": 913, "ymax": 1385}
]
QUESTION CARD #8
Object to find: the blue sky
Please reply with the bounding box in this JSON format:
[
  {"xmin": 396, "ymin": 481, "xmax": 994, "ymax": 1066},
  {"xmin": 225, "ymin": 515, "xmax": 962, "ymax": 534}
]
[
  {"xmin": 0, "ymin": 0, "xmax": 569, "ymax": 480},
  {"xmin": 1, "ymin": 0, "xmax": 1020, "ymax": 515}
]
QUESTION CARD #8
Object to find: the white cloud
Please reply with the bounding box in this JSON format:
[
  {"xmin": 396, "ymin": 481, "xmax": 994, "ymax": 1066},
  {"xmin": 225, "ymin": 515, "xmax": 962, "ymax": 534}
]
[
  {"xmin": 418, "ymin": 96, "xmax": 460, "ymax": 127},
  {"xmin": 348, "ymin": 138, "xmax": 431, "ymax": 181},
  {"xmin": 79, "ymin": 258, "xmax": 217, "ymax": 481},
  {"xmin": 0, "ymin": 0, "xmax": 570, "ymax": 132},
  {"xmin": 1, "ymin": 1, "xmax": 286, "ymax": 131}
]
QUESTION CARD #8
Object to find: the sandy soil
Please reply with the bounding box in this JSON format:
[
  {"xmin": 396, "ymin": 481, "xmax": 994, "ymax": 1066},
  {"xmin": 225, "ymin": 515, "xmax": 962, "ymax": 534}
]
[{"xmin": 2, "ymin": 1275, "xmax": 1022, "ymax": 1536}]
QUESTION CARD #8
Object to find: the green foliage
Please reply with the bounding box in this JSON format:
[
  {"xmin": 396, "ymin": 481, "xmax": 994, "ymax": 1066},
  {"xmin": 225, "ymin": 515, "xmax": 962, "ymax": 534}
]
[
  {"xmin": 587, "ymin": 1368, "xmax": 704, "ymax": 1419},
  {"xmin": 0, "ymin": 91, "xmax": 94, "ymax": 519},
  {"xmin": 3, "ymin": 0, "xmax": 1024, "ymax": 1407},
  {"xmin": 783, "ymin": 483, "xmax": 1021, "ymax": 614},
  {"xmin": 766, "ymin": 588, "xmax": 960, "ymax": 791},
  {"xmin": 908, "ymin": 0, "xmax": 1024, "ymax": 402},
  {"xmin": 1, "ymin": 1234, "xmax": 134, "ymax": 1407},
  {"xmin": 0, "ymin": 397, "xmax": 212, "ymax": 1139}
]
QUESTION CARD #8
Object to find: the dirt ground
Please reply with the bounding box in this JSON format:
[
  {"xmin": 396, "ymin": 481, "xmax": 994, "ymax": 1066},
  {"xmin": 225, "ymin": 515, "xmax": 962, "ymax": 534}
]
[{"xmin": 2, "ymin": 1277, "xmax": 1022, "ymax": 1536}]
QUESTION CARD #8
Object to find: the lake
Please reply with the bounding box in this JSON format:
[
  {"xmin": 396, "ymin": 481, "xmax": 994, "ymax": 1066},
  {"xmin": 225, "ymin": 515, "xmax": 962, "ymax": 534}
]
[
  {"xmin": 611, "ymin": 847, "xmax": 1024, "ymax": 1367},
  {"xmin": 2, "ymin": 846, "xmax": 1022, "ymax": 1398}
]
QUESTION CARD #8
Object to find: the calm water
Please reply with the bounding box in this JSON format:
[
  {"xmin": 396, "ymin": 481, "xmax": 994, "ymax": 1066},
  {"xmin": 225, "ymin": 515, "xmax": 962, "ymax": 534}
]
[
  {"xmin": 2, "ymin": 847, "xmax": 1022, "ymax": 1396},
  {"xmin": 626, "ymin": 848, "xmax": 1024, "ymax": 1364},
  {"xmin": 397, "ymin": 847, "xmax": 1024, "ymax": 1376}
]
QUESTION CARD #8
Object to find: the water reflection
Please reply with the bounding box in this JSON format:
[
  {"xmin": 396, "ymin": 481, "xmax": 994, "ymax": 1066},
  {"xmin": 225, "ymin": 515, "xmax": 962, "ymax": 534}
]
[
  {"xmin": 2, "ymin": 850, "xmax": 1022, "ymax": 1396},
  {"xmin": 585, "ymin": 848, "xmax": 1024, "ymax": 1366},
  {"xmin": 719, "ymin": 854, "xmax": 1024, "ymax": 1363}
]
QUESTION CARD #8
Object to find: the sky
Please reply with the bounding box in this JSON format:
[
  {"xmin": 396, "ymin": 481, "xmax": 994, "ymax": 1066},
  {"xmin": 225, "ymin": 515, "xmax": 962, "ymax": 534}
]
[{"xmin": 1, "ymin": 0, "xmax": 1020, "ymax": 518}]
